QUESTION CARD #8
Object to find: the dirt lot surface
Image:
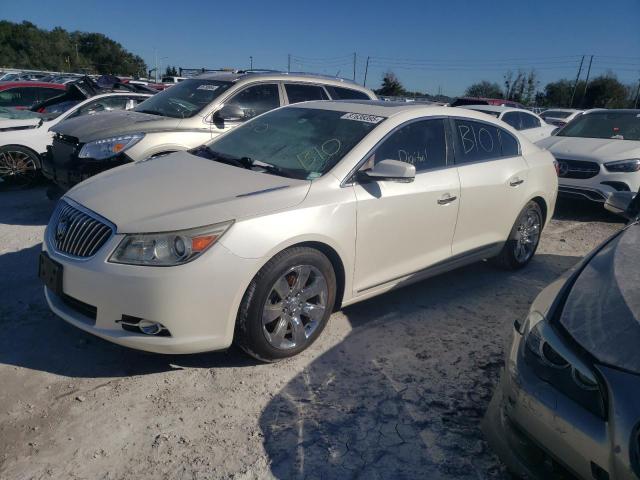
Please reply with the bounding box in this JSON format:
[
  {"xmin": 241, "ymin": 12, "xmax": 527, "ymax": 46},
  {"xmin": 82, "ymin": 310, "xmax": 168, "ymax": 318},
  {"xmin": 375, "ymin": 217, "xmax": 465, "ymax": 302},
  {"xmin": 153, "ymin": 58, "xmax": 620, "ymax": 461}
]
[{"xmin": 0, "ymin": 185, "xmax": 625, "ymax": 480}]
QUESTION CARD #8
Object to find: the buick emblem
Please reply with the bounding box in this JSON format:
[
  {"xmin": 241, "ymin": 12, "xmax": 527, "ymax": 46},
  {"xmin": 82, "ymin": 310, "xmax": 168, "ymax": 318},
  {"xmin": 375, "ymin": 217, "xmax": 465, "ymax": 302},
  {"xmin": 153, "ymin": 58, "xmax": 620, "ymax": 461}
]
[
  {"xmin": 558, "ymin": 161, "xmax": 569, "ymax": 176},
  {"xmin": 56, "ymin": 216, "xmax": 70, "ymax": 241}
]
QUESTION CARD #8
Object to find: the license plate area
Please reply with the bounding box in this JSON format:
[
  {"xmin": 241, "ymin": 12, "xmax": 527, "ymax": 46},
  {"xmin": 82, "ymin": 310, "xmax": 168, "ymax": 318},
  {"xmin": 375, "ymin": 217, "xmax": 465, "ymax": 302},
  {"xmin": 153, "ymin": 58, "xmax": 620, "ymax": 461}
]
[{"xmin": 38, "ymin": 252, "xmax": 63, "ymax": 296}]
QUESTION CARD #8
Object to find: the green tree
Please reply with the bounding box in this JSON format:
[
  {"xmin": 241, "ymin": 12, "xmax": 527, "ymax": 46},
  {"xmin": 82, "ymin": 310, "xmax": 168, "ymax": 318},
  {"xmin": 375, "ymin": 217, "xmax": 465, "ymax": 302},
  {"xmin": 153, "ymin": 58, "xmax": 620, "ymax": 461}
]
[
  {"xmin": 582, "ymin": 74, "xmax": 631, "ymax": 108},
  {"xmin": 0, "ymin": 20, "xmax": 146, "ymax": 76},
  {"xmin": 503, "ymin": 69, "xmax": 538, "ymax": 105},
  {"xmin": 375, "ymin": 71, "xmax": 407, "ymax": 96},
  {"xmin": 464, "ymin": 80, "xmax": 503, "ymax": 98},
  {"xmin": 164, "ymin": 65, "xmax": 178, "ymax": 77}
]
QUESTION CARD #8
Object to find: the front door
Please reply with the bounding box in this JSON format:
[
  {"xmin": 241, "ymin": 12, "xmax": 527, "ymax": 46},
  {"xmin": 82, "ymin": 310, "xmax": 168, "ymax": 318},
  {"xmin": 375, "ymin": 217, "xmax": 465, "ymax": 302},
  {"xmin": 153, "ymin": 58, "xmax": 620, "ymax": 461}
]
[{"xmin": 353, "ymin": 118, "xmax": 460, "ymax": 293}]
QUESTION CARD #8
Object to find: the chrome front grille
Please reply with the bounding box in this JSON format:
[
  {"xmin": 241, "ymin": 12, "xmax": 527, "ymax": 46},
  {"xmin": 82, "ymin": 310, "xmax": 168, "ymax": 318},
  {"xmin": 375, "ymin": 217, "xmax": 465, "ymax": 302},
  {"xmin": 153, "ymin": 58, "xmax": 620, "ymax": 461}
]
[
  {"xmin": 556, "ymin": 158, "xmax": 601, "ymax": 179},
  {"xmin": 48, "ymin": 200, "xmax": 114, "ymax": 258}
]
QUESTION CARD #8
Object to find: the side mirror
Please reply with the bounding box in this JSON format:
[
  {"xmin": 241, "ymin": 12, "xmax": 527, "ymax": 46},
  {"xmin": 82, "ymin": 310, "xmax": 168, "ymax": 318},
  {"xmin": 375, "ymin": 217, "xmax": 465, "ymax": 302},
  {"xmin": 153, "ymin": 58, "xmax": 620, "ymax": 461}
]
[
  {"xmin": 605, "ymin": 191, "xmax": 638, "ymax": 219},
  {"xmin": 360, "ymin": 159, "xmax": 416, "ymax": 183},
  {"xmin": 214, "ymin": 104, "xmax": 245, "ymax": 123}
]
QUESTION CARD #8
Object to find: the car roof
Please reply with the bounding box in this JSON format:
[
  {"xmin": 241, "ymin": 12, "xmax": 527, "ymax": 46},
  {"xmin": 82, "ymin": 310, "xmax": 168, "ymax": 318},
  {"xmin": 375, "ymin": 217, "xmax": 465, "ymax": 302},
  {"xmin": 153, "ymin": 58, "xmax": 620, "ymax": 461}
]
[
  {"xmin": 543, "ymin": 108, "xmax": 581, "ymax": 113},
  {"xmin": 0, "ymin": 82, "xmax": 66, "ymax": 90},
  {"xmin": 462, "ymin": 104, "xmax": 534, "ymax": 114},
  {"xmin": 194, "ymin": 71, "xmax": 369, "ymax": 90}
]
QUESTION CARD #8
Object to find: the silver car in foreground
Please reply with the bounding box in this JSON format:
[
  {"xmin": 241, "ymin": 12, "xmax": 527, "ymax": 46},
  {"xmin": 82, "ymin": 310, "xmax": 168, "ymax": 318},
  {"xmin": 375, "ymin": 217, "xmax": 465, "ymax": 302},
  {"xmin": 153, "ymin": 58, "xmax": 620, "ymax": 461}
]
[
  {"xmin": 39, "ymin": 101, "xmax": 557, "ymax": 361},
  {"xmin": 483, "ymin": 190, "xmax": 640, "ymax": 479}
]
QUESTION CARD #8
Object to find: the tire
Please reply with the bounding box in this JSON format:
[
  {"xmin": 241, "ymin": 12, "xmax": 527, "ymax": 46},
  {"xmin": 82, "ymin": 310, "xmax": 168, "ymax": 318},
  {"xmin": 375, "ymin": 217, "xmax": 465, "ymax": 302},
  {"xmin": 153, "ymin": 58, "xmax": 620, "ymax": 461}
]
[
  {"xmin": 235, "ymin": 247, "xmax": 337, "ymax": 362},
  {"xmin": 0, "ymin": 145, "xmax": 41, "ymax": 185},
  {"xmin": 491, "ymin": 201, "xmax": 543, "ymax": 270}
]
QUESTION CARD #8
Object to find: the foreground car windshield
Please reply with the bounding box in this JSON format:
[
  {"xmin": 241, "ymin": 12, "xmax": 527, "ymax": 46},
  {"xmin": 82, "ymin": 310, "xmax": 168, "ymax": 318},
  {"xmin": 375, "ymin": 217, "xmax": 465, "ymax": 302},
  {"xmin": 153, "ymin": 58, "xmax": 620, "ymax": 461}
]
[
  {"xmin": 134, "ymin": 79, "xmax": 233, "ymax": 118},
  {"xmin": 202, "ymin": 107, "xmax": 383, "ymax": 179},
  {"xmin": 556, "ymin": 111, "xmax": 640, "ymax": 141}
]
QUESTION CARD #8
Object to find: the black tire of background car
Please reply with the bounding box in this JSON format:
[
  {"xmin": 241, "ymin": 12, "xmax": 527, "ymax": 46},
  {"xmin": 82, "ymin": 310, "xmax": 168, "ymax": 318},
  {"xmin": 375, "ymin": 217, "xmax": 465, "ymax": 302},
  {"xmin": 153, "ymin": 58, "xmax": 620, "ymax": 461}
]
[
  {"xmin": 235, "ymin": 247, "xmax": 337, "ymax": 362},
  {"xmin": 0, "ymin": 145, "xmax": 41, "ymax": 185},
  {"xmin": 490, "ymin": 200, "xmax": 543, "ymax": 270}
]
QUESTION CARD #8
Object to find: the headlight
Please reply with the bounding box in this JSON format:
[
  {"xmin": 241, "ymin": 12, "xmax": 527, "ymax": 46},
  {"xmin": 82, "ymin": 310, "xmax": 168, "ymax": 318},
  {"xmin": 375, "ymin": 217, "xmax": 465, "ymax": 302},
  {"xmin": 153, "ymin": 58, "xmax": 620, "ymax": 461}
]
[
  {"xmin": 78, "ymin": 133, "xmax": 145, "ymax": 160},
  {"xmin": 522, "ymin": 311, "xmax": 606, "ymax": 418},
  {"xmin": 604, "ymin": 159, "xmax": 640, "ymax": 173},
  {"xmin": 109, "ymin": 221, "xmax": 233, "ymax": 266}
]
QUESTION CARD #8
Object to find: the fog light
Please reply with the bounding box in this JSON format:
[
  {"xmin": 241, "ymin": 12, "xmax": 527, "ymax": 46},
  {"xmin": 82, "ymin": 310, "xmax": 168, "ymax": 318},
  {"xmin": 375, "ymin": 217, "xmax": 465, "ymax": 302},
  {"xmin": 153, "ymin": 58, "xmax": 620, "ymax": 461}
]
[{"xmin": 138, "ymin": 320, "xmax": 165, "ymax": 335}]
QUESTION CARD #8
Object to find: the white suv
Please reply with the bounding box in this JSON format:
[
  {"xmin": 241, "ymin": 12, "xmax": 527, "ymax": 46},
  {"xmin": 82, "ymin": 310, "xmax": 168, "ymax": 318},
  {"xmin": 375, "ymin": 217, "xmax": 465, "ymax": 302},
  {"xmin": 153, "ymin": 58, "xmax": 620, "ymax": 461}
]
[{"xmin": 40, "ymin": 101, "xmax": 558, "ymax": 361}]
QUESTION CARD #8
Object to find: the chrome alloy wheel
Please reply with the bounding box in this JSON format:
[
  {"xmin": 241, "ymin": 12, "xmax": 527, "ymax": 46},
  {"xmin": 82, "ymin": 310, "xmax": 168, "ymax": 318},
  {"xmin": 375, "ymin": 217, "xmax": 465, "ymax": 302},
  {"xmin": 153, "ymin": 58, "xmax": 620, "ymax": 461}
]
[
  {"xmin": 514, "ymin": 207, "xmax": 542, "ymax": 264},
  {"xmin": 262, "ymin": 265, "xmax": 328, "ymax": 350},
  {"xmin": 0, "ymin": 149, "xmax": 37, "ymax": 182}
]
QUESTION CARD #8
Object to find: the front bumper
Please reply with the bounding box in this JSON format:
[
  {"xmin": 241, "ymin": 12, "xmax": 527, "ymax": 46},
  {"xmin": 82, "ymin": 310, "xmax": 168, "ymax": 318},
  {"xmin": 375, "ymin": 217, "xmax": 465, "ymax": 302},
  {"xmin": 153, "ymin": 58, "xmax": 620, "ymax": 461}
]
[
  {"xmin": 44, "ymin": 139, "xmax": 131, "ymax": 191},
  {"xmin": 558, "ymin": 170, "xmax": 640, "ymax": 203},
  {"xmin": 42, "ymin": 231, "xmax": 262, "ymax": 354}
]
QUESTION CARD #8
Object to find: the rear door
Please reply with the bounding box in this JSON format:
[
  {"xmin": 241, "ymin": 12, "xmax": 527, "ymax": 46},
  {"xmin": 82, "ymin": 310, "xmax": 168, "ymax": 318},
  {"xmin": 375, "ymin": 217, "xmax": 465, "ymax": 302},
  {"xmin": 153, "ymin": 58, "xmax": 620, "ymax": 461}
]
[
  {"xmin": 353, "ymin": 118, "xmax": 460, "ymax": 292},
  {"xmin": 450, "ymin": 118, "xmax": 528, "ymax": 255}
]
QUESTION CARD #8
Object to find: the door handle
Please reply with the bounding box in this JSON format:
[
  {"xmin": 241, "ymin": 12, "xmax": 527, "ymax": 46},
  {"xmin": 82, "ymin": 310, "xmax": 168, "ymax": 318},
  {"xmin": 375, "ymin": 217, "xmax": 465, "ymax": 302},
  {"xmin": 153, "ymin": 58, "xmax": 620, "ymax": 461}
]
[
  {"xmin": 437, "ymin": 194, "xmax": 457, "ymax": 205},
  {"xmin": 510, "ymin": 178, "xmax": 525, "ymax": 187}
]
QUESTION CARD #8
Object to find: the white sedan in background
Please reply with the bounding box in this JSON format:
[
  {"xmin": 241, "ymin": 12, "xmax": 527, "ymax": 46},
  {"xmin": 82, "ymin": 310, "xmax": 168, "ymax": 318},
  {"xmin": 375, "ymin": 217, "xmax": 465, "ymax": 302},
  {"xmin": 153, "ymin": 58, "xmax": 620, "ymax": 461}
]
[
  {"xmin": 40, "ymin": 101, "xmax": 557, "ymax": 361},
  {"xmin": 540, "ymin": 108, "xmax": 583, "ymax": 127},
  {"xmin": 0, "ymin": 92, "xmax": 150, "ymax": 182},
  {"xmin": 462, "ymin": 105, "xmax": 557, "ymax": 142}
]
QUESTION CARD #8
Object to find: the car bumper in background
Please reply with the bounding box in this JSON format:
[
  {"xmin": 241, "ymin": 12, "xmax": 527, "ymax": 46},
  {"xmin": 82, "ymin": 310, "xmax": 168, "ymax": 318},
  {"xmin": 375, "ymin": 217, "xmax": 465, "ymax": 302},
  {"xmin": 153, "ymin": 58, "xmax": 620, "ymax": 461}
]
[
  {"xmin": 41, "ymin": 233, "xmax": 262, "ymax": 354},
  {"xmin": 558, "ymin": 170, "xmax": 640, "ymax": 203}
]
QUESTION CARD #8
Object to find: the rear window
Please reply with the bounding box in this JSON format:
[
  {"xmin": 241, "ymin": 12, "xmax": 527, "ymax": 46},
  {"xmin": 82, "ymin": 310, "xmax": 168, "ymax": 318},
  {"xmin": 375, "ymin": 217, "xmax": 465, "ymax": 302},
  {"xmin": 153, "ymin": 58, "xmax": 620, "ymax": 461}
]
[{"xmin": 328, "ymin": 86, "xmax": 371, "ymax": 100}]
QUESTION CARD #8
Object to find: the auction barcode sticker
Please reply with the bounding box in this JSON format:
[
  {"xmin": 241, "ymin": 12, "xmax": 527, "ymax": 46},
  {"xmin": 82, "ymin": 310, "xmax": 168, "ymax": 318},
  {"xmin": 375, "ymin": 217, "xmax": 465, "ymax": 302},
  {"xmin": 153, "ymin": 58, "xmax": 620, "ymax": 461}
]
[{"xmin": 340, "ymin": 113, "xmax": 385, "ymax": 124}]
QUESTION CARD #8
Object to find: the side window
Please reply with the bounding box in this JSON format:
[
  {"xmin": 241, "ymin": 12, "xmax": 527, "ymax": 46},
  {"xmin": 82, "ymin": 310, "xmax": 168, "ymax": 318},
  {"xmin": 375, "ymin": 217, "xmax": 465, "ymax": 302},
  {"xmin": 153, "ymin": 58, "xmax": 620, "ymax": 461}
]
[
  {"xmin": 520, "ymin": 112, "xmax": 541, "ymax": 129},
  {"xmin": 0, "ymin": 87, "xmax": 38, "ymax": 107},
  {"xmin": 365, "ymin": 119, "xmax": 447, "ymax": 172},
  {"xmin": 329, "ymin": 86, "xmax": 371, "ymax": 100},
  {"xmin": 453, "ymin": 119, "xmax": 502, "ymax": 164},
  {"xmin": 284, "ymin": 84, "xmax": 329, "ymax": 104},
  {"xmin": 501, "ymin": 112, "xmax": 521, "ymax": 130},
  {"xmin": 226, "ymin": 83, "xmax": 280, "ymax": 120},
  {"xmin": 68, "ymin": 97, "xmax": 130, "ymax": 118},
  {"xmin": 498, "ymin": 129, "xmax": 520, "ymax": 157},
  {"xmin": 38, "ymin": 88, "xmax": 64, "ymax": 102}
]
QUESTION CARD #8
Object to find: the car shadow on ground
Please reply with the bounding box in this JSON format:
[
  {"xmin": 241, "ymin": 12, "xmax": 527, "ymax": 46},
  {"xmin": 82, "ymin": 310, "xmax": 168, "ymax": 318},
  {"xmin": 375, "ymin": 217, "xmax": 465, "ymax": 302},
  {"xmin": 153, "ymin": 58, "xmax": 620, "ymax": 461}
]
[
  {"xmin": 0, "ymin": 244, "xmax": 260, "ymax": 378},
  {"xmin": 553, "ymin": 198, "xmax": 624, "ymax": 223},
  {"xmin": 0, "ymin": 184, "xmax": 55, "ymax": 226},
  {"xmin": 259, "ymin": 253, "xmax": 580, "ymax": 480}
]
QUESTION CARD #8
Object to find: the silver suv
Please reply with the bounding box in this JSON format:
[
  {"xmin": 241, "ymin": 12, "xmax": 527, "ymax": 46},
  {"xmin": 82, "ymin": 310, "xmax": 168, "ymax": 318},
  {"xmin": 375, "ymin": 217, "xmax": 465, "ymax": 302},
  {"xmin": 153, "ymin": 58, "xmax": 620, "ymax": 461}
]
[{"xmin": 46, "ymin": 71, "xmax": 376, "ymax": 190}]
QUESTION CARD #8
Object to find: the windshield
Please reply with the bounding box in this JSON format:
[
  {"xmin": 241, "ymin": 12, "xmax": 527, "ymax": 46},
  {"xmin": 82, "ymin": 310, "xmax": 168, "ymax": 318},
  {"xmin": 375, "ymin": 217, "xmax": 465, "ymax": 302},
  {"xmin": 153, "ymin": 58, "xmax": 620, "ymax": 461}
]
[
  {"xmin": 0, "ymin": 106, "xmax": 43, "ymax": 120},
  {"xmin": 134, "ymin": 79, "xmax": 233, "ymax": 118},
  {"xmin": 541, "ymin": 110, "xmax": 572, "ymax": 119},
  {"xmin": 200, "ymin": 107, "xmax": 384, "ymax": 179},
  {"xmin": 556, "ymin": 111, "xmax": 640, "ymax": 141}
]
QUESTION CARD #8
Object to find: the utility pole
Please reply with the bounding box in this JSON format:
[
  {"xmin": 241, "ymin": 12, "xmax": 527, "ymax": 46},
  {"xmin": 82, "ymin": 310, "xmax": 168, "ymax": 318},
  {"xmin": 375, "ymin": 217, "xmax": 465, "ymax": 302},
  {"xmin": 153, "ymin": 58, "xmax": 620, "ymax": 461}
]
[
  {"xmin": 634, "ymin": 78, "xmax": 640, "ymax": 108},
  {"xmin": 75, "ymin": 43, "xmax": 79, "ymax": 63},
  {"xmin": 363, "ymin": 56, "xmax": 370, "ymax": 86},
  {"xmin": 154, "ymin": 48, "xmax": 158, "ymax": 83},
  {"xmin": 287, "ymin": 54, "xmax": 291, "ymax": 73},
  {"xmin": 249, "ymin": 56, "xmax": 253, "ymax": 70},
  {"xmin": 570, "ymin": 55, "xmax": 585, "ymax": 108},
  {"xmin": 353, "ymin": 52, "xmax": 356, "ymax": 81},
  {"xmin": 580, "ymin": 55, "xmax": 594, "ymax": 106}
]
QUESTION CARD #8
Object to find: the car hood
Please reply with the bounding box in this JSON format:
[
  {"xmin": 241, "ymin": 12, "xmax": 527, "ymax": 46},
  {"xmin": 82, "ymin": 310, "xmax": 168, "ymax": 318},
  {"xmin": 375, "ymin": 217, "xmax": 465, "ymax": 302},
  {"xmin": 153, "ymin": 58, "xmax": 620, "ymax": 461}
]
[
  {"xmin": 559, "ymin": 222, "xmax": 640, "ymax": 374},
  {"xmin": 65, "ymin": 151, "xmax": 311, "ymax": 233},
  {"xmin": 536, "ymin": 136, "xmax": 640, "ymax": 163},
  {"xmin": 50, "ymin": 110, "xmax": 182, "ymax": 142}
]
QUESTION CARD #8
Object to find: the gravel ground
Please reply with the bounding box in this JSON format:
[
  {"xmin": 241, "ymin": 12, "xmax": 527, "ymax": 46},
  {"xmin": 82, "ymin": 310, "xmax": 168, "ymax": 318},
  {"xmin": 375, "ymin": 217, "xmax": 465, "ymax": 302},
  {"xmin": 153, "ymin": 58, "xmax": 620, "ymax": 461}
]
[{"xmin": 0, "ymin": 185, "xmax": 625, "ymax": 480}]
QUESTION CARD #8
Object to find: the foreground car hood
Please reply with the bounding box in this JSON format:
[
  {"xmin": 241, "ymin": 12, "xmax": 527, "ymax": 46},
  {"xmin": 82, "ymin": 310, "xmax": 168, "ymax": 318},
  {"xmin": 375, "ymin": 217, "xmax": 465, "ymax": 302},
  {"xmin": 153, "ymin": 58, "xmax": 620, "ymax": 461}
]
[
  {"xmin": 537, "ymin": 136, "xmax": 640, "ymax": 163},
  {"xmin": 65, "ymin": 152, "xmax": 311, "ymax": 233},
  {"xmin": 559, "ymin": 222, "xmax": 640, "ymax": 374},
  {"xmin": 50, "ymin": 110, "xmax": 182, "ymax": 142}
]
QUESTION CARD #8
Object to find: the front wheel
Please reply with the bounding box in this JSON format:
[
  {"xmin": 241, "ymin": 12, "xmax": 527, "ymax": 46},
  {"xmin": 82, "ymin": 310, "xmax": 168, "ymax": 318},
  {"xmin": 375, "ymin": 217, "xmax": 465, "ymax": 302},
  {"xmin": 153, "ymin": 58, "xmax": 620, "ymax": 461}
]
[
  {"xmin": 235, "ymin": 247, "xmax": 337, "ymax": 362},
  {"xmin": 0, "ymin": 146, "xmax": 40, "ymax": 185},
  {"xmin": 491, "ymin": 201, "xmax": 543, "ymax": 270}
]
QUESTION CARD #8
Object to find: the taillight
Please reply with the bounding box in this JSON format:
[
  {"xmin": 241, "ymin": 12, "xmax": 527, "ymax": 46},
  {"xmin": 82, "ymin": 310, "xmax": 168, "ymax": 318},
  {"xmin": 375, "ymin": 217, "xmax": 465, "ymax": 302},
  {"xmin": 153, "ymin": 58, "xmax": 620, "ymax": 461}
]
[{"xmin": 554, "ymin": 160, "xmax": 560, "ymax": 176}]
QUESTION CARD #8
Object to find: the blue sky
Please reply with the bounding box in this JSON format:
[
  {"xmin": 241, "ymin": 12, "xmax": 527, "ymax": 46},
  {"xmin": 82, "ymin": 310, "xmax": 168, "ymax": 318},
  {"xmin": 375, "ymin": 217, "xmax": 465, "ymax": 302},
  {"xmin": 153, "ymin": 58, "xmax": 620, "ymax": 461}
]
[{"xmin": 3, "ymin": 0, "xmax": 639, "ymax": 96}]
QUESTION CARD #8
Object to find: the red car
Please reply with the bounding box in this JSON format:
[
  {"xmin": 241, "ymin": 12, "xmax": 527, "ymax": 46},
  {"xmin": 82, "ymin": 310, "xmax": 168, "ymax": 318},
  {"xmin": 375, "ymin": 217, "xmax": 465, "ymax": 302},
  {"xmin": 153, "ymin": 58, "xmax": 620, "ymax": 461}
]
[
  {"xmin": 451, "ymin": 96, "xmax": 526, "ymax": 109},
  {"xmin": 0, "ymin": 82, "xmax": 66, "ymax": 109}
]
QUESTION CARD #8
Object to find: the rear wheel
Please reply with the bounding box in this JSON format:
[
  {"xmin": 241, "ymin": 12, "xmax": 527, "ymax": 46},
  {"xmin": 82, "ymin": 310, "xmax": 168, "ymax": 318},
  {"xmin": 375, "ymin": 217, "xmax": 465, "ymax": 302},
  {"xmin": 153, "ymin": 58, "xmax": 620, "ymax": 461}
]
[
  {"xmin": 491, "ymin": 201, "xmax": 543, "ymax": 270},
  {"xmin": 235, "ymin": 247, "xmax": 336, "ymax": 362},
  {"xmin": 0, "ymin": 146, "xmax": 40, "ymax": 185}
]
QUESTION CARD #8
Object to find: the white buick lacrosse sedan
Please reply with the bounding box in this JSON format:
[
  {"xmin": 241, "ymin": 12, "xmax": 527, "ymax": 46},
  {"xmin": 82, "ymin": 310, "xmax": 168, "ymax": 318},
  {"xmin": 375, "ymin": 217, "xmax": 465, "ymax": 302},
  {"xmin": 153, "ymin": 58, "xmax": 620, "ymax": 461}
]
[{"xmin": 40, "ymin": 101, "xmax": 558, "ymax": 361}]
